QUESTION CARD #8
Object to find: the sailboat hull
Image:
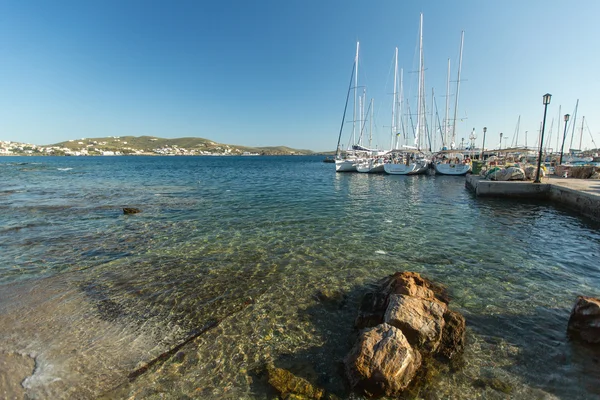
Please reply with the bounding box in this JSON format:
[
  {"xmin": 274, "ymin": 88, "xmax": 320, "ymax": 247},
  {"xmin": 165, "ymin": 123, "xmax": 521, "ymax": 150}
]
[
  {"xmin": 356, "ymin": 159, "xmax": 385, "ymax": 173},
  {"xmin": 335, "ymin": 159, "xmax": 357, "ymax": 172},
  {"xmin": 433, "ymin": 162, "xmax": 471, "ymax": 176},
  {"xmin": 384, "ymin": 161, "xmax": 429, "ymax": 175}
]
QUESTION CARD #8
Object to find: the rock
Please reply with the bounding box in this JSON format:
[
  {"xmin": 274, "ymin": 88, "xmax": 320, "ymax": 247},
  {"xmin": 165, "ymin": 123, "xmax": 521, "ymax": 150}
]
[
  {"xmin": 381, "ymin": 271, "xmax": 449, "ymax": 304},
  {"xmin": 437, "ymin": 310, "xmax": 466, "ymax": 361},
  {"xmin": 346, "ymin": 272, "xmax": 466, "ymax": 397},
  {"xmin": 354, "ymin": 292, "xmax": 389, "ymax": 329},
  {"xmin": 472, "ymin": 377, "xmax": 513, "ymax": 394},
  {"xmin": 314, "ymin": 288, "xmax": 346, "ymax": 307},
  {"xmin": 267, "ymin": 364, "xmax": 325, "ymax": 399},
  {"xmin": 384, "ymin": 294, "xmax": 447, "ymax": 354},
  {"xmin": 123, "ymin": 207, "xmax": 141, "ymax": 214},
  {"xmin": 567, "ymin": 296, "xmax": 600, "ymax": 344},
  {"xmin": 345, "ymin": 323, "xmax": 422, "ymax": 397}
]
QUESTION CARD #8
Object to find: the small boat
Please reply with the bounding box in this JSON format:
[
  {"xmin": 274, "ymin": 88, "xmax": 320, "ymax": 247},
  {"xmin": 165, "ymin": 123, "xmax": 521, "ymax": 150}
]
[{"xmin": 322, "ymin": 157, "xmax": 335, "ymax": 163}]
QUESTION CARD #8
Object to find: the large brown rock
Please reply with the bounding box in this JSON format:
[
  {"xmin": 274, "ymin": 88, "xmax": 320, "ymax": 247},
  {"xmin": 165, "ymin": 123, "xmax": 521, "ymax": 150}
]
[
  {"xmin": 568, "ymin": 296, "xmax": 600, "ymax": 344},
  {"xmin": 384, "ymin": 294, "xmax": 447, "ymax": 354},
  {"xmin": 381, "ymin": 271, "xmax": 448, "ymax": 304},
  {"xmin": 345, "ymin": 323, "xmax": 422, "ymax": 397}
]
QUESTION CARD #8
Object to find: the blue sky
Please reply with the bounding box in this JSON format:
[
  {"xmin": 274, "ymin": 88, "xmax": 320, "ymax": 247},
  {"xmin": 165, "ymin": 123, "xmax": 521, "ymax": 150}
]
[{"xmin": 1, "ymin": 0, "xmax": 599, "ymax": 152}]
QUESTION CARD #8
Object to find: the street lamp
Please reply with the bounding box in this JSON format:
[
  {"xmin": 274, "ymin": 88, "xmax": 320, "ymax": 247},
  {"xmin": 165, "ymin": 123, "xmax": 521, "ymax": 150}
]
[
  {"xmin": 481, "ymin": 127, "xmax": 487, "ymax": 160},
  {"xmin": 499, "ymin": 132, "xmax": 503, "ymax": 151},
  {"xmin": 534, "ymin": 93, "xmax": 552, "ymax": 183},
  {"xmin": 559, "ymin": 114, "xmax": 570, "ymax": 165}
]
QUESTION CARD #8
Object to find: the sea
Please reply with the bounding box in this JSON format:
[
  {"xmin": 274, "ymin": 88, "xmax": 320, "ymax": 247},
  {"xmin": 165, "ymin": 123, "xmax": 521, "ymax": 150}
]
[{"xmin": 1, "ymin": 155, "xmax": 599, "ymax": 399}]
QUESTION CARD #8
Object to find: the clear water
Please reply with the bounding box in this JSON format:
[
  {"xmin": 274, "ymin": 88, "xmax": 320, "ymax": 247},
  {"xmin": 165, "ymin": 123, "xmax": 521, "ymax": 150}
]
[{"xmin": 1, "ymin": 155, "xmax": 599, "ymax": 399}]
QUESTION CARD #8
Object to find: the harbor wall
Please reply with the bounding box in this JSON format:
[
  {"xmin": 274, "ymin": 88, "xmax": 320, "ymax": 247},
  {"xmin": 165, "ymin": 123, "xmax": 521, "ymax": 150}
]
[
  {"xmin": 466, "ymin": 175, "xmax": 600, "ymax": 221},
  {"xmin": 548, "ymin": 185, "xmax": 600, "ymax": 221}
]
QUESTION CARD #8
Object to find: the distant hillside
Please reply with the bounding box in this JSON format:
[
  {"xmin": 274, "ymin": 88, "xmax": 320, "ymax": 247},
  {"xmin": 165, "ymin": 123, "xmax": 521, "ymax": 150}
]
[{"xmin": 52, "ymin": 136, "xmax": 316, "ymax": 155}]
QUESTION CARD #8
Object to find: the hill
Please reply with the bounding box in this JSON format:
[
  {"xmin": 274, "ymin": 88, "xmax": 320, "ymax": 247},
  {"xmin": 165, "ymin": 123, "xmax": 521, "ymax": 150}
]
[{"xmin": 52, "ymin": 136, "xmax": 316, "ymax": 156}]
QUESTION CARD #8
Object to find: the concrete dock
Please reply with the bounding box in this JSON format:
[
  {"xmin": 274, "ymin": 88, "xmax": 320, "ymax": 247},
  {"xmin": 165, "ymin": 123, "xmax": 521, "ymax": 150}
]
[{"xmin": 466, "ymin": 175, "xmax": 600, "ymax": 221}]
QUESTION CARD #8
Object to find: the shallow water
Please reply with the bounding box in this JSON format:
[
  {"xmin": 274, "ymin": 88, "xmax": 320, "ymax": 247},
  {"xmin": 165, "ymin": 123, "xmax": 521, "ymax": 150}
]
[{"xmin": 1, "ymin": 155, "xmax": 599, "ymax": 399}]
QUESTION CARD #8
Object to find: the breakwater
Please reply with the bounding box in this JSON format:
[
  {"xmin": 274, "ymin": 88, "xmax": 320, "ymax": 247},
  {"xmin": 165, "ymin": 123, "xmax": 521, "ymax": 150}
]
[{"xmin": 466, "ymin": 175, "xmax": 600, "ymax": 221}]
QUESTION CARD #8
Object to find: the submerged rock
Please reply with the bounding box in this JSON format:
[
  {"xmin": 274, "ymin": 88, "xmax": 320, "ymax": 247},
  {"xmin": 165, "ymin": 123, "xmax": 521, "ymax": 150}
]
[
  {"xmin": 472, "ymin": 377, "xmax": 513, "ymax": 394},
  {"xmin": 267, "ymin": 364, "xmax": 325, "ymax": 400},
  {"xmin": 123, "ymin": 207, "xmax": 141, "ymax": 214},
  {"xmin": 568, "ymin": 296, "xmax": 600, "ymax": 344},
  {"xmin": 345, "ymin": 323, "xmax": 422, "ymax": 398}
]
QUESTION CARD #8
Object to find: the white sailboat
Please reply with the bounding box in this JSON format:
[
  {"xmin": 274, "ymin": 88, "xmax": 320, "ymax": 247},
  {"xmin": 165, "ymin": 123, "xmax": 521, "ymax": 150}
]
[
  {"xmin": 356, "ymin": 98, "xmax": 387, "ymax": 173},
  {"xmin": 384, "ymin": 13, "xmax": 430, "ymax": 176},
  {"xmin": 433, "ymin": 30, "xmax": 470, "ymax": 176},
  {"xmin": 335, "ymin": 42, "xmax": 367, "ymax": 172}
]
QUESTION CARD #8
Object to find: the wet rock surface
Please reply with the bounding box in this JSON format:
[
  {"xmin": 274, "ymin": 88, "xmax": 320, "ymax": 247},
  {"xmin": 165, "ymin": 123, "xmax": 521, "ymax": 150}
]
[
  {"xmin": 345, "ymin": 323, "xmax": 422, "ymax": 397},
  {"xmin": 384, "ymin": 294, "xmax": 447, "ymax": 354},
  {"xmin": 345, "ymin": 271, "xmax": 466, "ymax": 397},
  {"xmin": 568, "ymin": 296, "xmax": 600, "ymax": 344}
]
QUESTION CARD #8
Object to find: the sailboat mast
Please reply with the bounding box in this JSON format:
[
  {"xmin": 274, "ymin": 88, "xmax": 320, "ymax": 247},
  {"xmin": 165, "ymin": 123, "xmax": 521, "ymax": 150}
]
[
  {"xmin": 569, "ymin": 99, "xmax": 579, "ymax": 152},
  {"xmin": 580, "ymin": 116, "xmax": 585, "ymax": 151},
  {"xmin": 546, "ymin": 118, "xmax": 554, "ymax": 152},
  {"xmin": 444, "ymin": 58, "xmax": 450, "ymax": 149},
  {"xmin": 431, "ymin": 87, "xmax": 435, "ymax": 151},
  {"xmin": 514, "ymin": 115, "xmax": 521, "ymax": 147},
  {"xmin": 416, "ymin": 13, "xmax": 423, "ymax": 148},
  {"xmin": 369, "ymin": 99, "xmax": 374, "ymax": 148},
  {"xmin": 359, "ymin": 93, "xmax": 363, "ymax": 145},
  {"xmin": 555, "ymin": 105, "xmax": 561, "ymax": 151},
  {"xmin": 451, "ymin": 31, "xmax": 464, "ymax": 148},
  {"xmin": 352, "ymin": 42, "xmax": 359, "ymax": 148},
  {"xmin": 391, "ymin": 47, "xmax": 398, "ymax": 150},
  {"xmin": 399, "ymin": 67, "xmax": 404, "ymax": 149}
]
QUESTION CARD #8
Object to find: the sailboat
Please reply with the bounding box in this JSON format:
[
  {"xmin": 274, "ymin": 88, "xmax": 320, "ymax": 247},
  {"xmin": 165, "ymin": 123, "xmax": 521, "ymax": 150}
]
[
  {"xmin": 384, "ymin": 13, "xmax": 430, "ymax": 175},
  {"xmin": 335, "ymin": 42, "xmax": 368, "ymax": 172},
  {"xmin": 356, "ymin": 98, "xmax": 387, "ymax": 173},
  {"xmin": 432, "ymin": 30, "xmax": 470, "ymax": 176}
]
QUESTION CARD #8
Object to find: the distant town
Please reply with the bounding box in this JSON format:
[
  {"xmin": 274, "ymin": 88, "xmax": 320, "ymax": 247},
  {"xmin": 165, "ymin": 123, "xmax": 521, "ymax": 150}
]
[{"xmin": 0, "ymin": 136, "xmax": 317, "ymax": 156}]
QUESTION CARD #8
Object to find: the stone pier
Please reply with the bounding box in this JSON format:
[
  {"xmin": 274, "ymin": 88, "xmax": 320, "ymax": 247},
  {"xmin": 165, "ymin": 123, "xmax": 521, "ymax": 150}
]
[{"xmin": 466, "ymin": 175, "xmax": 600, "ymax": 221}]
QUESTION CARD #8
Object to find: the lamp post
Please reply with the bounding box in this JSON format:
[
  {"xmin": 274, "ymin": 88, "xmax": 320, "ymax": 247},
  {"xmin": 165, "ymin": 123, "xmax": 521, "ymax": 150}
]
[
  {"xmin": 534, "ymin": 93, "xmax": 552, "ymax": 183},
  {"xmin": 559, "ymin": 114, "xmax": 570, "ymax": 165},
  {"xmin": 499, "ymin": 132, "xmax": 503, "ymax": 151},
  {"xmin": 481, "ymin": 127, "xmax": 487, "ymax": 161}
]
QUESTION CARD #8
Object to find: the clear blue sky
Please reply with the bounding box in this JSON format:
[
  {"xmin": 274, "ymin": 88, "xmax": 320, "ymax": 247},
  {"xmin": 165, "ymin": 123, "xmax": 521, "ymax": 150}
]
[{"xmin": 1, "ymin": 0, "xmax": 599, "ymax": 152}]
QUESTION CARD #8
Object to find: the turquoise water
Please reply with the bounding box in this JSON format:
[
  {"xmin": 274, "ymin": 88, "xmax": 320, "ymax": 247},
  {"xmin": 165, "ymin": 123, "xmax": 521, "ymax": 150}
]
[{"xmin": 1, "ymin": 155, "xmax": 599, "ymax": 399}]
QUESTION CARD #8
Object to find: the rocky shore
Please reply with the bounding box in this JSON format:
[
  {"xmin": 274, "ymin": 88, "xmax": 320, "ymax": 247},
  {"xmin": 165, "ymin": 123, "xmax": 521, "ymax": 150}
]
[{"xmin": 266, "ymin": 271, "xmax": 466, "ymax": 399}]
